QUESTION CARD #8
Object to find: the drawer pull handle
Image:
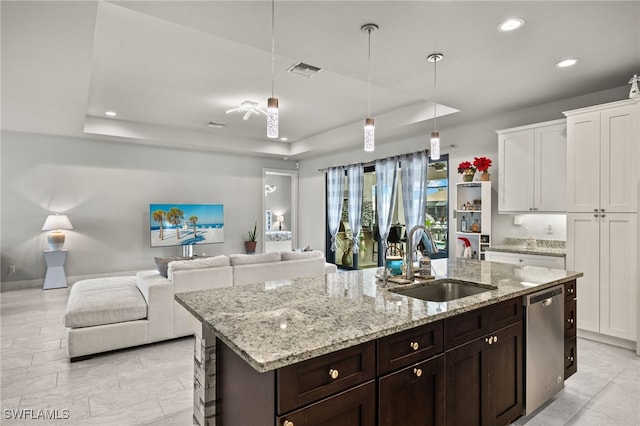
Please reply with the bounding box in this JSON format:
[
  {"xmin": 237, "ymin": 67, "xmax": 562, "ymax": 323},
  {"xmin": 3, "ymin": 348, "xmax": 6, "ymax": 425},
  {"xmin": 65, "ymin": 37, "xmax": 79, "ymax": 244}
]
[
  {"xmin": 329, "ymin": 369, "xmax": 339, "ymax": 380},
  {"xmin": 567, "ymin": 356, "xmax": 574, "ymax": 362},
  {"xmin": 283, "ymin": 421, "xmax": 294, "ymax": 426},
  {"xmin": 410, "ymin": 341, "xmax": 419, "ymax": 351},
  {"xmin": 413, "ymin": 368, "xmax": 422, "ymax": 377},
  {"xmin": 567, "ymin": 318, "xmax": 574, "ymax": 324}
]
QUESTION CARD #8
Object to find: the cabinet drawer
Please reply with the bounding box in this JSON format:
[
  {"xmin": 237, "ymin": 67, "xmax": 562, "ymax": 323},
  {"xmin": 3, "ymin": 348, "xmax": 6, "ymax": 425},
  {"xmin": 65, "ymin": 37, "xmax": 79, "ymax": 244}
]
[
  {"xmin": 564, "ymin": 299, "xmax": 577, "ymax": 338},
  {"xmin": 378, "ymin": 354, "xmax": 445, "ymax": 425},
  {"xmin": 445, "ymin": 298, "xmax": 521, "ymax": 350},
  {"xmin": 277, "ymin": 341, "xmax": 375, "ymax": 414},
  {"xmin": 377, "ymin": 321, "xmax": 443, "ymax": 375},
  {"xmin": 564, "ymin": 280, "xmax": 577, "ymax": 303},
  {"xmin": 564, "ymin": 337, "xmax": 578, "ymax": 379},
  {"xmin": 277, "ymin": 380, "xmax": 375, "ymax": 426}
]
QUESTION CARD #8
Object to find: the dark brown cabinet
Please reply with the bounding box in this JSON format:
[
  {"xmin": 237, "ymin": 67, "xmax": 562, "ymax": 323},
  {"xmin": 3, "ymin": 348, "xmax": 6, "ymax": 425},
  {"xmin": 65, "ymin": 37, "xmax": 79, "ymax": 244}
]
[
  {"xmin": 564, "ymin": 280, "xmax": 578, "ymax": 379},
  {"xmin": 445, "ymin": 298, "xmax": 523, "ymax": 426}
]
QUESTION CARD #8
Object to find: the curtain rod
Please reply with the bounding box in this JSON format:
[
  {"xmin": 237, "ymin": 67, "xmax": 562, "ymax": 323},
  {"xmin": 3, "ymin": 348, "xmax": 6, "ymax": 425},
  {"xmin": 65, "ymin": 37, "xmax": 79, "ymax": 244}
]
[{"xmin": 318, "ymin": 149, "xmax": 429, "ymax": 172}]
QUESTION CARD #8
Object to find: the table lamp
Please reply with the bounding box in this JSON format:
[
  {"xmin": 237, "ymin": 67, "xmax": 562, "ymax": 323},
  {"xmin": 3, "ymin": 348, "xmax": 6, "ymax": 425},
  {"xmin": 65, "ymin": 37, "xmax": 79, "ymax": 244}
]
[
  {"xmin": 42, "ymin": 214, "xmax": 73, "ymax": 250},
  {"xmin": 276, "ymin": 215, "xmax": 284, "ymax": 231}
]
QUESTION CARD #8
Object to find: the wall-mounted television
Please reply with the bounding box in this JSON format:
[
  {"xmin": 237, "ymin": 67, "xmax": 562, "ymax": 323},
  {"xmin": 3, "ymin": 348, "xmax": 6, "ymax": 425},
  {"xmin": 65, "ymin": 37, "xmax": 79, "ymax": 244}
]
[{"xmin": 149, "ymin": 203, "xmax": 224, "ymax": 248}]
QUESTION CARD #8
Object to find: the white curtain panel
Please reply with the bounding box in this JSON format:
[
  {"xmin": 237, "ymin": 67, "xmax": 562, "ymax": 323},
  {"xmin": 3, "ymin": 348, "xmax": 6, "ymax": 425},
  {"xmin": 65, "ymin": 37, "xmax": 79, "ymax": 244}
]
[
  {"xmin": 347, "ymin": 164, "xmax": 364, "ymax": 253},
  {"xmin": 326, "ymin": 167, "xmax": 345, "ymax": 252},
  {"xmin": 375, "ymin": 157, "xmax": 399, "ymax": 257},
  {"xmin": 401, "ymin": 151, "xmax": 428, "ymax": 252}
]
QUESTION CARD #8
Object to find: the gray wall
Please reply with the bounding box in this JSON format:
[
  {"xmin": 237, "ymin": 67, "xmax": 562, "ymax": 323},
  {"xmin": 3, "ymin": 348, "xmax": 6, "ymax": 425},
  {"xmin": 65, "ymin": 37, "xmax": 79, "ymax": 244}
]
[
  {"xmin": 0, "ymin": 131, "xmax": 292, "ymax": 289},
  {"xmin": 298, "ymin": 86, "xmax": 629, "ymax": 254}
]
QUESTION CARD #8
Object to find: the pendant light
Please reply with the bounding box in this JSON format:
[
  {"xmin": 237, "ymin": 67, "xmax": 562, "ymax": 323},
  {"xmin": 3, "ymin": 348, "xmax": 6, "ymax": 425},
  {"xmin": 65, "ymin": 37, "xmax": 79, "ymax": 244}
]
[
  {"xmin": 361, "ymin": 23, "xmax": 378, "ymax": 152},
  {"xmin": 427, "ymin": 52, "xmax": 443, "ymax": 160},
  {"xmin": 267, "ymin": 0, "xmax": 278, "ymax": 138}
]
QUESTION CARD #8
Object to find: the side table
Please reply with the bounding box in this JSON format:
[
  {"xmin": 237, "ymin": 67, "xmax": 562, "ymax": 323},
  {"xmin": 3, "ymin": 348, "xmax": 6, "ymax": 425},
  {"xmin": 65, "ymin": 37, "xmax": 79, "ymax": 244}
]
[{"xmin": 43, "ymin": 249, "xmax": 68, "ymax": 290}]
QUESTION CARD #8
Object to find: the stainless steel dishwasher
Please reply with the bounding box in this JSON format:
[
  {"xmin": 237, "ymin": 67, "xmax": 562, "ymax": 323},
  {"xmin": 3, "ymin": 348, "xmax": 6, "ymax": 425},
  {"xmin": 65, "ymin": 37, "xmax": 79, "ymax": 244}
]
[{"xmin": 523, "ymin": 285, "xmax": 565, "ymax": 415}]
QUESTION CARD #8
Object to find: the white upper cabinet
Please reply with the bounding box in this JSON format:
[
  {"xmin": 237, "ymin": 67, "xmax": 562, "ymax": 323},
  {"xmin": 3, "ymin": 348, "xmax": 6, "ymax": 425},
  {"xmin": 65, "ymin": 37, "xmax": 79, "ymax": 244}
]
[
  {"xmin": 565, "ymin": 99, "xmax": 639, "ymax": 213},
  {"xmin": 497, "ymin": 119, "xmax": 567, "ymax": 213}
]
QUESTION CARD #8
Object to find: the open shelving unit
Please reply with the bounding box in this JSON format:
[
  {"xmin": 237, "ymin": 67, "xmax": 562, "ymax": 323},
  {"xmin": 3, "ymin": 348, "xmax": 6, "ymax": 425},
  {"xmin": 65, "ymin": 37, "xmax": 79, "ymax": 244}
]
[{"xmin": 455, "ymin": 181, "xmax": 491, "ymax": 260}]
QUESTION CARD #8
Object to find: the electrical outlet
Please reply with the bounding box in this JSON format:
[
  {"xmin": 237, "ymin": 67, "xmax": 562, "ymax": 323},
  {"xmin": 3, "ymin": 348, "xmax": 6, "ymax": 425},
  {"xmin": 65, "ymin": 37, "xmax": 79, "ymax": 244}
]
[
  {"xmin": 9, "ymin": 265, "xmax": 16, "ymax": 274},
  {"xmin": 547, "ymin": 224, "xmax": 553, "ymax": 234}
]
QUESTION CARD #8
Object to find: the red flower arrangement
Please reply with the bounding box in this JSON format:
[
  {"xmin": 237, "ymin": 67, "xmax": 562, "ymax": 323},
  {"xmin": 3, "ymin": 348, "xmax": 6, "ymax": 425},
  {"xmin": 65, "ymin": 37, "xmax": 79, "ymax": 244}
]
[
  {"xmin": 457, "ymin": 161, "xmax": 475, "ymax": 174},
  {"xmin": 473, "ymin": 156, "xmax": 492, "ymax": 172}
]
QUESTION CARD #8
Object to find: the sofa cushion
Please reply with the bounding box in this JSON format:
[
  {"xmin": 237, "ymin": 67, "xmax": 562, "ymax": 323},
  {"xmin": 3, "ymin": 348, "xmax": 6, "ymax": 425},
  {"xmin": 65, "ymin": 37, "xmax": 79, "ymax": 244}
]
[
  {"xmin": 65, "ymin": 277, "xmax": 147, "ymax": 328},
  {"xmin": 154, "ymin": 256, "xmax": 189, "ymax": 278},
  {"xmin": 281, "ymin": 250, "xmax": 323, "ymax": 261},
  {"xmin": 229, "ymin": 252, "xmax": 281, "ymax": 266},
  {"xmin": 168, "ymin": 255, "xmax": 230, "ymax": 282}
]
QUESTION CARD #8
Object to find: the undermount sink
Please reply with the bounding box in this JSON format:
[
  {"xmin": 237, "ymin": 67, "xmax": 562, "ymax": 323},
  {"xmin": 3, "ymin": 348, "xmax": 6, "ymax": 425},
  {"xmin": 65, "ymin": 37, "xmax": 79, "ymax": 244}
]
[{"xmin": 389, "ymin": 279, "xmax": 496, "ymax": 302}]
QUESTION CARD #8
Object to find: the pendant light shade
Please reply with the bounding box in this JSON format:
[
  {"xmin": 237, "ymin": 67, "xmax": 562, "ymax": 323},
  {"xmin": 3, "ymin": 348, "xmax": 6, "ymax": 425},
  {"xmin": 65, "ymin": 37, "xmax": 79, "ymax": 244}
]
[
  {"xmin": 267, "ymin": 0, "xmax": 279, "ymax": 139},
  {"xmin": 362, "ymin": 23, "xmax": 378, "ymax": 152},
  {"xmin": 427, "ymin": 52, "xmax": 443, "ymax": 160},
  {"xmin": 364, "ymin": 118, "xmax": 375, "ymax": 152},
  {"xmin": 267, "ymin": 97, "xmax": 279, "ymax": 138}
]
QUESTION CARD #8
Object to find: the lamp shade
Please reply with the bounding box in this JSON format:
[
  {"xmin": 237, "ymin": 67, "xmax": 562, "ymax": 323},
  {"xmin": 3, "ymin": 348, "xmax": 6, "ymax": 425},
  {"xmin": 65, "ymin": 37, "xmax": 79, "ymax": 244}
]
[
  {"xmin": 42, "ymin": 214, "xmax": 73, "ymax": 231},
  {"xmin": 276, "ymin": 215, "xmax": 285, "ymax": 223}
]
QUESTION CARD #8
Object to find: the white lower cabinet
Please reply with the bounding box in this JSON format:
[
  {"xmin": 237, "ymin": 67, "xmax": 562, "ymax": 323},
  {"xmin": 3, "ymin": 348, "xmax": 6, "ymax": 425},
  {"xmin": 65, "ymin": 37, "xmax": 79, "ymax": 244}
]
[
  {"xmin": 484, "ymin": 251, "xmax": 565, "ymax": 269},
  {"xmin": 566, "ymin": 213, "xmax": 637, "ymax": 341}
]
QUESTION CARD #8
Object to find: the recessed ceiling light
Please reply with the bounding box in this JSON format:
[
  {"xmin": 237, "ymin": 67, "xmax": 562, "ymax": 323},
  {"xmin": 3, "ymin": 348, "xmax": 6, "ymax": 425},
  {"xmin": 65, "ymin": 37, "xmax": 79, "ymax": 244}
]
[
  {"xmin": 556, "ymin": 58, "xmax": 579, "ymax": 68},
  {"xmin": 207, "ymin": 122, "xmax": 226, "ymax": 128},
  {"xmin": 105, "ymin": 111, "xmax": 117, "ymax": 117},
  {"xmin": 498, "ymin": 18, "xmax": 525, "ymax": 32},
  {"xmin": 280, "ymin": 137, "xmax": 288, "ymax": 141}
]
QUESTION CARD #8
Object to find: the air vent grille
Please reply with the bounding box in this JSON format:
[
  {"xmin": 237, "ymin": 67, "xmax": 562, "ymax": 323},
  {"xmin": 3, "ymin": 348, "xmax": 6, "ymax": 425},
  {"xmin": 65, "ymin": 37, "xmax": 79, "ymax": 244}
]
[{"xmin": 287, "ymin": 62, "xmax": 323, "ymax": 77}]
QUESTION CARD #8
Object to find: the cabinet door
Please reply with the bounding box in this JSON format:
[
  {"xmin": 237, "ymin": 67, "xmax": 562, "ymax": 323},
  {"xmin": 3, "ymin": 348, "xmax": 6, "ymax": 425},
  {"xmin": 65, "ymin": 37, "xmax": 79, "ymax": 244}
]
[
  {"xmin": 600, "ymin": 104, "xmax": 639, "ymax": 212},
  {"xmin": 487, "ymin": 322, "xmax": 523, "ymax": 426},
  {"xmin": 379, "ymin": 355, "xmax": 445, "ymax": 425},
  {"xmin": 498, "ymin": 129, "xmax": 534, "ymax": 212},
  {"xmin": 277, "ymin": 380, "xmax": 376, "ymax": 426},
  {"xmin": 599, "ymin": 213, "xmax": 638, "ymax": 340},
  {"xmin": 566, "ymin": 111, "xmax": 600, "ymax": 212},
  {"xmin": 566, "ymin": 213, "xmax": 600, "ymax": 332},
  {"xmin": 535, "ymin": 123, "xmax": 567, "ymax": 211},
  {"xmin": 445, "ymin": 337, "xmax": 488, "ymax": 426}
]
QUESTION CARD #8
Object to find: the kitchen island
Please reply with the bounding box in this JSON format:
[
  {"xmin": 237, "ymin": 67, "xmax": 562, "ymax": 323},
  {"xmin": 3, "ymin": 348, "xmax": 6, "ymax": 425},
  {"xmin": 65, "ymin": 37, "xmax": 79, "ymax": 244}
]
[{"xmin": 176, "ymin": 258, "xmax": 582, "ymax": 426}]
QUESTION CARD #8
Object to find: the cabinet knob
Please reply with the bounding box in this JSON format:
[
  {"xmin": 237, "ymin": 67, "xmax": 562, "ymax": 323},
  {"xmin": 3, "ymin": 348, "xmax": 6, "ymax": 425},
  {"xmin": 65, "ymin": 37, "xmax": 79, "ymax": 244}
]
[
  {"xmin": 594, "ymin": 209, "xmax": 599, "ymax": 212},
  {"xmin": 518, "ymin": 259, "xmax": 523, "ymax": 262},
  {"xmin": 413, "ymin": 368, "xmax": 422, "ymax": 377},
  {"xmin": 493, "ymin": 335, "xmax": 498, "ymax": 343},
  {"xmin": 283, "ymin": 421, "xmax": 294, "ymax": 426},
  {"xmin": 568, "ymin": 288, "xmax": 575, "ymax": 294},
  {"xmin": 594, "ymin": 214, "xmax": 599, "ymax": 218},
  {"xmin": 485, "ymin": 337, "xmax": 493, "ymax": 345},
  {"xmin": 410, "ymin": 341, "xmax": 420, "ymax": 351},
  {"xmin": 329, "ymin": 369, "xmax": 339, "ymax": 380},
  {"xmin": 567, "ymin": 318, "xmax": 574, "ymax": 325},
  {"xmin": 567, "ymin": 356, "xmax": 575, "ymax": 362}
]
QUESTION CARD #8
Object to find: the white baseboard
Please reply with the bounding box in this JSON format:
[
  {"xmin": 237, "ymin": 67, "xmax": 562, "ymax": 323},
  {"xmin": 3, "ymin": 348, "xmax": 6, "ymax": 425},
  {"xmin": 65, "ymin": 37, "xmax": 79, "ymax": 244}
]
[
  {"xmin": 1, "ymin": 270, "xmax": 143, "ymax": 292},
  {"xmin": 577, "ymin": 328, "xmax": 638, "ymax": 352}
]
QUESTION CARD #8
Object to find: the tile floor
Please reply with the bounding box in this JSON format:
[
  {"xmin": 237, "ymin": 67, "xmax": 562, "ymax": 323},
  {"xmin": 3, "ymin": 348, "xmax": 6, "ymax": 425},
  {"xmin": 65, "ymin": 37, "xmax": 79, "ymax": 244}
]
[{"xmin": 1, "ymin": 286, "xmax": 639, "ymax": 425}]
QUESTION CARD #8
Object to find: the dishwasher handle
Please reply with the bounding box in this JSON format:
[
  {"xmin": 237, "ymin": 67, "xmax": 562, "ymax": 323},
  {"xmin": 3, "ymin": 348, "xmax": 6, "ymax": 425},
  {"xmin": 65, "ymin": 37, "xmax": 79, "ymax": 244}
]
[{"xmin": 525, "ymin": 286, "xmax": 564, "ymax": 306}]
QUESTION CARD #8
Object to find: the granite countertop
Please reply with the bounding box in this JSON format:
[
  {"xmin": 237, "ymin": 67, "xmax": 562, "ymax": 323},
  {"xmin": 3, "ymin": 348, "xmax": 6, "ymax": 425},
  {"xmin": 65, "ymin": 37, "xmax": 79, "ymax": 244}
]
[
  {"xmin": 175, "ymin": 258, "xmax": 581, "ymax": 373},
  {"xmin": 486, "ymin": 245, "xmax": 566, "ymax": 257},
  {"xmin": 485, "ymin": 238, "xmax": 566, "ymax": 257}
]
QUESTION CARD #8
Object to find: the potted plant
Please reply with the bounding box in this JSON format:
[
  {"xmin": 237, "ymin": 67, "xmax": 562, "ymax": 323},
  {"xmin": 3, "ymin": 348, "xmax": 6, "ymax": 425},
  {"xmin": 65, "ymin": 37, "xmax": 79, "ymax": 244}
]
[
  {"xmin": 473, "ymin": 156, "xmax": 492, "ymax": 181},
  {"xmin": 245, "ymin": 222, "xmax": 257, "ymax": 254},
  {"xmin": 457, "ymin": 161, "xmax": 476, "ymax": 182}
]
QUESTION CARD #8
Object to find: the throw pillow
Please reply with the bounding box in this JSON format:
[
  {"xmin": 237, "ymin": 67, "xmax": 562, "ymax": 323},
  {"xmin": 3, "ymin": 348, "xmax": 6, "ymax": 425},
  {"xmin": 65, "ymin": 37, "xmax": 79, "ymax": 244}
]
[
  {"xmin": 281, "ymin": 250, "xmax": 323, "ymax": 261},
  {"xmin": 169, "ymin": 255, "xmax": 230, "ymax": 272},
  {"xmin": 154, "ymin": 257, "xmax": 189, "ymax": 278}
]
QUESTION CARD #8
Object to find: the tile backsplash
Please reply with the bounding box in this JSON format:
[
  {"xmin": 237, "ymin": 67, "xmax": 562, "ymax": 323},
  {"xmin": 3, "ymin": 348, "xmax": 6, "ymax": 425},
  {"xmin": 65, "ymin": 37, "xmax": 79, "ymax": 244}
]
[{"xmin": 493, "ymin": 214, "xmax": 567, "ymax": 243}]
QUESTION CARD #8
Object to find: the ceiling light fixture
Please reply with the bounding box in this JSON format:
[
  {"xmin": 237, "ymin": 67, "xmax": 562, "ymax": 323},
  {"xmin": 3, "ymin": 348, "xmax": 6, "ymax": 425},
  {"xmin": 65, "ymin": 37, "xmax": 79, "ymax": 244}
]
[
  {"xmin": 498, "ymin": 18, "xmax": 525, "ymax": 32},
  {"xmin": 226, "ymin": 101, "xmax": 266, "ymax": 120},
  {"xmin": 267, "ymin": 0, "xmax": 279, "ymax": 139},
  {"xmin": 105, "ymin": 111, "xmax": 117, "ymax": 117},
  {"xmin": 361, "ymin": 23, "xmax": 378, "ymax": 152},
  {"xmin": 556, "ymin": 58, "xmax": 579, "ymax": 68},
  {"xmin": 427, "ymin": 52, "xmax": 443, "ymax": 160}
]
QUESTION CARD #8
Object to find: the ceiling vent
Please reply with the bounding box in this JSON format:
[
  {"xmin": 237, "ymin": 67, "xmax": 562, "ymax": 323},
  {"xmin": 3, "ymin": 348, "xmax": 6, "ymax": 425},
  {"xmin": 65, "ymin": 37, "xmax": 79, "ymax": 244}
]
[{"xmin": 287, "ymin": 62, "xmax": 323, "ymax": 78}]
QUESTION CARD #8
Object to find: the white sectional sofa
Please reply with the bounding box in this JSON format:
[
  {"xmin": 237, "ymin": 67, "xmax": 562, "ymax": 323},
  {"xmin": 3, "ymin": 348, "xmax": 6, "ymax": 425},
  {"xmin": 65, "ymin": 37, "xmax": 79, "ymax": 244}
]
[{"xmin": 64, "ymin": 251, "xmax": 337, "ymax": 360}]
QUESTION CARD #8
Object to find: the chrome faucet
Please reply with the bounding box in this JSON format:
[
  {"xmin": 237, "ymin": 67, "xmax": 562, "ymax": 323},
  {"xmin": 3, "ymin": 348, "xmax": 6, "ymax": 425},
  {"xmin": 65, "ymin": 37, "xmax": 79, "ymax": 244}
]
[{"xmin": 406, "ymin": 225, "xmax": 439, "ymax": 278}]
